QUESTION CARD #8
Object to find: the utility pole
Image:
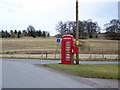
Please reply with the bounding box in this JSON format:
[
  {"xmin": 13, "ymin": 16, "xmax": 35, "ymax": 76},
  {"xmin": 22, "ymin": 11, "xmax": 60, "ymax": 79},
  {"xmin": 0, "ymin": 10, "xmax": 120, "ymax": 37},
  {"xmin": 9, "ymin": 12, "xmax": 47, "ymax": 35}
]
[{"xmin": 76, "ymin": 0, "xmax": 79, "ymax": 64}]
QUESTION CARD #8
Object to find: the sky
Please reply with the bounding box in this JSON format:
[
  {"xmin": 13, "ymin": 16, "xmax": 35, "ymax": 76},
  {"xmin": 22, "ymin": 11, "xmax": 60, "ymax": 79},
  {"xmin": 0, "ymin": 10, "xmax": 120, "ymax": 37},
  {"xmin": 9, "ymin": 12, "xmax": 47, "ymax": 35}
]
[
  {"xmin": 0, "ymin": 0, "xmax": 119, "ymax": 36},
  {"xmin": 118, "ymin": 1, "xmax": 120, "ymax": 20}
]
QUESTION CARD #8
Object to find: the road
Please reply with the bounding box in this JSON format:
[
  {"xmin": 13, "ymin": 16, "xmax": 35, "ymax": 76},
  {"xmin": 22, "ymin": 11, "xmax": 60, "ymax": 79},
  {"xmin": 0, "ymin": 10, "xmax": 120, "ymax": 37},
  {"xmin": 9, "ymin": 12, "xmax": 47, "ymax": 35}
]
[
  {"xmin": 2, "ymin": 59, "xmax": 119, "ymax": 88},
  {"xmin": 2, "ymin": 58, "xmax": 120, "ymax": 64}
]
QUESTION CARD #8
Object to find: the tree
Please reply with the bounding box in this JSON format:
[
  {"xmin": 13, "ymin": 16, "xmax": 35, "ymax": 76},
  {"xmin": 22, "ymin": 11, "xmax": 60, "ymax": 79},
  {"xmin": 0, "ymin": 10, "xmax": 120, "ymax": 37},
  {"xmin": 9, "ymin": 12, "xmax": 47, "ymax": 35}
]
[
  {"xmin": 1, "ymin": 30, "xmax": 10, "ymax": 38},
  {"xmin": 10, "ymin": 30, "xmax": 15, "ymax": 38},
  {"xmin": 104, "ymin": 19, "xmax": 120, "ymax": 40},
  {"xmin": 17, "ymin": 31, "xmax": 21, "ymax": 38},
  {"xmin": 0, "ymin": 27, "xmax": 49, "ymax": 38},
  {"xmin": 22, "ymin": 30, "xmax": 28, "ymax": 36},
  {"xmin": 0, "ymin": 31, "xmax": 2, "ymax": 38},
  {"xmin": 67, "ymin": 21, "xmax": 76, "ymax": 35},
  {"xmin": 1, "ymin": 30, "xmax": 5, "ymax": 38},
  {"xmin": 56, "ymin": 21, "xmax": 76, "ymax": 37},
  {"xmin": 56, "ymin": 20, "xmax": 101, "ymax": 39},
  {"xmin": 38, "ymin": 30, "xmax": 42, "ymax": 37},
  {"xmin": 14, "ymin": 30, "xmax": 17, "ymax": 35},
  {"xmin": 27, "ymin": 25, "xmax": 36, "ymax": 37},
  {"xmin": 42, "ymin": 31, "xmax": 46, "ymax": 37},
  {"xmin": 32, "ymin": 30, "xmax": 36, "ymax": 38},
  {"xmin": 78, "ymin": 21, "xmax": 88, "ymax": 39},
  {"xmin": 5, "ymin": 30, "xmax": 10, "ymax": 38},
  {"xmin": 86, "ymin": 19, "xmax": 100, "ymax": 38},
  {"xmin": 47, "ymin": 33, "xmax": 50, "ymax": 37},
  {"xmin": 35, "ymin": 30, "xmax": 42, "ymax": 37},
  {"xmin": 45, "ymin": 32, "xmax": 50, "ymax": 37},
  {"xmin": 56, "ymin": 21, "xmax": 67, "ymax": 36}
]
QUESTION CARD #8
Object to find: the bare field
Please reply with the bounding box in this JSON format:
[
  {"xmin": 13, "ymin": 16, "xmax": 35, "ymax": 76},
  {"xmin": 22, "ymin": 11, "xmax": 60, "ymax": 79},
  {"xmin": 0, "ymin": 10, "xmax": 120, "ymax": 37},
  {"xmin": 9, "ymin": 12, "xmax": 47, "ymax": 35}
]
[
  {"xmin": 1, "ymin": 37, "xmax": 119, "ymax": 60},
  {"xmin": 1, "ymin": 37, "xmax": 56, "ymax": 52},
  {"xmin": 83, "ymin": 39, "xmax": 118, "ymax": 50},
  {"xmin": 1, "ymin": 37, "xmax": 118, "ymax": 51}
]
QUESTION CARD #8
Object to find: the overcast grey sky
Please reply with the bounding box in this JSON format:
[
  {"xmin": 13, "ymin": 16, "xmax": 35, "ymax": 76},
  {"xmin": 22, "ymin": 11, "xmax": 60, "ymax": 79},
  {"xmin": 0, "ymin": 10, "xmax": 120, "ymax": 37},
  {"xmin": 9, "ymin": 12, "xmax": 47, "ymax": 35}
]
[{"xmin": 0, "ymin": 0, "xmax": 119, "ymax": 36}]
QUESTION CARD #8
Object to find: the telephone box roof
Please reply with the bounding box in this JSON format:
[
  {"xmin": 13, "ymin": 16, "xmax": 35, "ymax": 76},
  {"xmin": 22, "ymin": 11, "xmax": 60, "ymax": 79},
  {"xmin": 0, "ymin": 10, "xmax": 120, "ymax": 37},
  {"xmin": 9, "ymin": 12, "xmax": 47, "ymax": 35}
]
[{"xmin": 62, "ymin": 35, "xmax": 73, "ymax": 38}]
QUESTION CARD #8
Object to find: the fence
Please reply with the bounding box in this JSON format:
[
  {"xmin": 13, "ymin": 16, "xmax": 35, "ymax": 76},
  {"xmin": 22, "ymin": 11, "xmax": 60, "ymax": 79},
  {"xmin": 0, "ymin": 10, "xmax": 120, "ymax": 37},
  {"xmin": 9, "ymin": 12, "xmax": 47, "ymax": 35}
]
[{"xmin": 1, "ymin": 49, "xmax": 119, "ymax": 60}]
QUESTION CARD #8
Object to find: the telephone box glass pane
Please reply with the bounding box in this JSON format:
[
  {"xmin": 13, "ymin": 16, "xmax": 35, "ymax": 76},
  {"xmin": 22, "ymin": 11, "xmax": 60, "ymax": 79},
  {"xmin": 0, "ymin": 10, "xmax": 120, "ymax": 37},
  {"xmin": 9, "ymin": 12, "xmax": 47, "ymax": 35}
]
[{"xmin": 65, "ymin": 42, "xmax": 71, "ymax": 61}]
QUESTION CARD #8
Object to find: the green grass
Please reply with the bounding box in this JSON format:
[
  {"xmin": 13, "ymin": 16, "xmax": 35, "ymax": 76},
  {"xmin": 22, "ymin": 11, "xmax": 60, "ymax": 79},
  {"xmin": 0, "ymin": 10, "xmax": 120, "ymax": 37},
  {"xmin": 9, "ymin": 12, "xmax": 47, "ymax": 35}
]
[{"xmin": 44, "ymin": 64, "xmax": 119, "ymax": 79}]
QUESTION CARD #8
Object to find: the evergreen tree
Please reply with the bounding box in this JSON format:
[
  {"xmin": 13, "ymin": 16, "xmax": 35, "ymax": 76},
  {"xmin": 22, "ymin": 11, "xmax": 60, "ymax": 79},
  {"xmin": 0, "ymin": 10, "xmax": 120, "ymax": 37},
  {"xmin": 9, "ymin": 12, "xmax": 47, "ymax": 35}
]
[
  {"xmin": 17, "ymin": 31, "xmax": 21, "ymax": 38},
  {"xmin": 14, "ymin": 30, "xmax": 17, "ymax": 35},
  {"xmin": 22, "ymin": 30, "xmax": 28, "ymax": 36},
  {"xmin": 38, "ymin": 30, "xmax": 42, "ymax": 37},
  {"xmin": 1, "ymin": 30, "xmax": 5, "ymax": 38},
  {"xmin": 10, "ymin": 30, "xmax": 15, "ymax": 38},
  {"xmin": 47, "ymin": 32, "xmax": 50, "ymax": 37},
  {"xmin": 42, "ymin": 31, "xmax": 46, "ymax": 38},
  {"xmin": 32, "ymin": 30, "xmax": 36, "ymax": 38},
  {"xmin": 5, "ymin": 30, "xmax": 9, "ymax": 38}
]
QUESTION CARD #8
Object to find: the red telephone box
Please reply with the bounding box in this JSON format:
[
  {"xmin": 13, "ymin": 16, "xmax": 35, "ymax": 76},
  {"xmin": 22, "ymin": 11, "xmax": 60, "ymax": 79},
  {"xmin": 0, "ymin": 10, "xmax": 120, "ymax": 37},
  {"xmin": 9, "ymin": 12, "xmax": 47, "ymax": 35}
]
[{"xmin": 61, "ymin": 35, "xmax": 74, "ymax": 64}]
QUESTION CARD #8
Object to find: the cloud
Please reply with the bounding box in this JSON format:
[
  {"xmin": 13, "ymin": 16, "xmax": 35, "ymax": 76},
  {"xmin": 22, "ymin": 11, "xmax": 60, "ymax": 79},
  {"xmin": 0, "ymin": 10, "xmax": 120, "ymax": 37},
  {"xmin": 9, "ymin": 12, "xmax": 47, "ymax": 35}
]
[
  {"xmin": 80, "ymin": 0, "xmax": 119, "ymax": 2},
  {"xmin": 0, "ymin": 0, "xmax": 119, "ymax": 35}
]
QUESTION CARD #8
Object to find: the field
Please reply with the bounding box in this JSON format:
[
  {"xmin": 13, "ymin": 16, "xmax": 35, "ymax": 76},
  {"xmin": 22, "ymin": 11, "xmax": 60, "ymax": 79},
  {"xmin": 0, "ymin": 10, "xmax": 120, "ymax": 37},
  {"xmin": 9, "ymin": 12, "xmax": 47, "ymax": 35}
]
[
  {"xmin": 0, "ymin": 37, "xmax": 119, "ymax": 60},
  {"xmin": 1, "ymin": 37, "xmax": 56, "ymax": 51},
  {"xmin": 1, "ymin": 37, "xmax": 118, "ymax": 51}
]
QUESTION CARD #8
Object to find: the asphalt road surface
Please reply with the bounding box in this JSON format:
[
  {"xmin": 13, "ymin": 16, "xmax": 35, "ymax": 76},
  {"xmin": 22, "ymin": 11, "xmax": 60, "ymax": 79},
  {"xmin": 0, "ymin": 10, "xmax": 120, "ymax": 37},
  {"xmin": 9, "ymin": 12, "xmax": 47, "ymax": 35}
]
[
  {"xmin": 2, "ymin": 59, "xmax": 119, "ymax": 88},
  {"xmin": 2, "ymin": 58, "xmax": 120, "ymax": 64}
]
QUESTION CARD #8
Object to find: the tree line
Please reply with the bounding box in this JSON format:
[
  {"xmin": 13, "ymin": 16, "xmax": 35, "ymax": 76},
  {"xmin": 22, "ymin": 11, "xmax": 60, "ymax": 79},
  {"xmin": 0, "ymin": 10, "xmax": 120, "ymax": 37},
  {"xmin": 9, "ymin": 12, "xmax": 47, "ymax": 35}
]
[
  {"xmin": 1, "ymin": 19, "xmax": 120, "ymax": 39},
  {"xmin": 0, "ymin": 25, "xmax": 50, "ymax": 38},
  {"xmin": 104, "ymin": 19, "xmax": 120, "ymax": 40},
  {"xmin": 56, "ymin": 19, "xmax": 120, "ymax": 40}
]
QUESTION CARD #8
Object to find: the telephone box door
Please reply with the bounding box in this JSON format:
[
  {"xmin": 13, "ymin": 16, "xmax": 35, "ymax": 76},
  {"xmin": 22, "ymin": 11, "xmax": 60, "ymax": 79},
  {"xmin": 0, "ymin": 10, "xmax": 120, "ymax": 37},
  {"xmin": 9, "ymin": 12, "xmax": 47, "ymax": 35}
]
[{"xmin": 61, "ymin": 35, "xmax": 73, "ymax": 64}]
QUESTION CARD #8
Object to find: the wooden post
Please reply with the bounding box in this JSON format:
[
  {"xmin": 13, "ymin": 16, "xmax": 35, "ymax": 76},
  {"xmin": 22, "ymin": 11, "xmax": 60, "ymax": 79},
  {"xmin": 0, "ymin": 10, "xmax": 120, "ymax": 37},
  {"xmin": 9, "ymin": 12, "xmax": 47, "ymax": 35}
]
[
  {"xmin": 46, "ymin": 51, "xmax": 47, "ymax": 58},
  {"xmin": 41, "ymin": 51, "xmax": 43, "ymax": 58},
  {"xmin": 76, "ymin": 0, "xmax": 79, "ymax": 64}
]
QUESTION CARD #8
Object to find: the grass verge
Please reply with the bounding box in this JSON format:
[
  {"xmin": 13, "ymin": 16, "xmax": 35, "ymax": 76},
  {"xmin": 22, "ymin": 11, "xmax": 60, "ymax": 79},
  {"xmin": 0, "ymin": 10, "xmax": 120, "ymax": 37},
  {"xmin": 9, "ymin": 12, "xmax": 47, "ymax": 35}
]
[{"xmin": 43, "ymin": 64, "xmax": 119, "ymax": 80}]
